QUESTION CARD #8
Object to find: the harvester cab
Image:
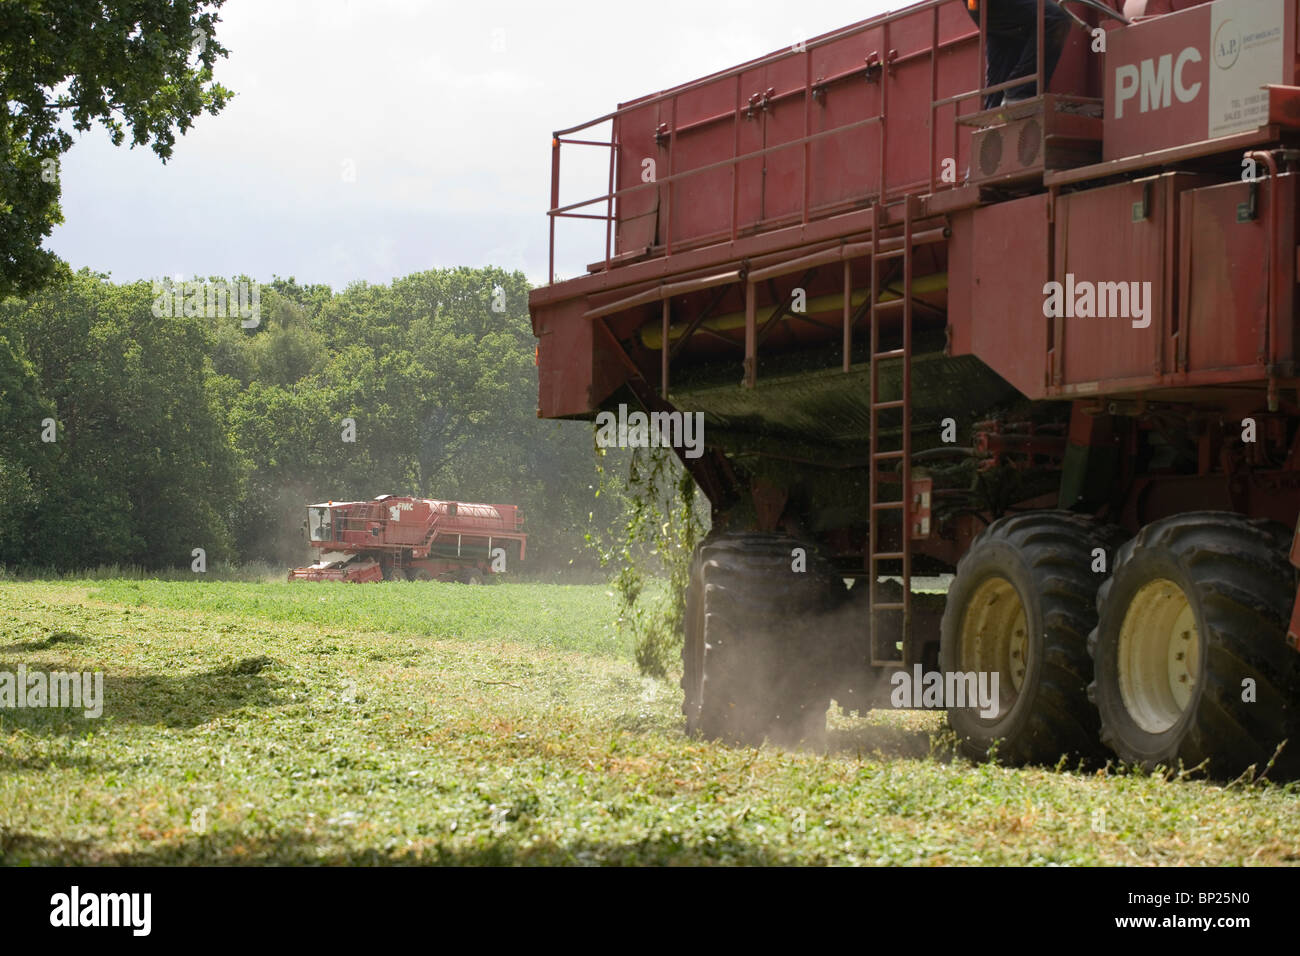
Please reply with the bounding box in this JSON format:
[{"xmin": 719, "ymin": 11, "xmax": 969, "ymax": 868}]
[{"xmin": 306, "ymin": 505, "xmax": 334, "ymax": 543}]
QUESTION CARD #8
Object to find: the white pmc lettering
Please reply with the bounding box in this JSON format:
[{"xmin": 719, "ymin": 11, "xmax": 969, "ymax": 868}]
[
  {"xmin": 1115, "ymin": 47, "xmax": 1202, "ymax": 119},
  {"xmin": 1141, "ymin": 54, "xmax": 1173, "ymax": 113}
]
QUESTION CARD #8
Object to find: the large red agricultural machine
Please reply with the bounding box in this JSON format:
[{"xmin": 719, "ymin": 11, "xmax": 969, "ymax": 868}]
[
  {"xmin": 288, "ymin": 496, "xmax": 526, "ymax": 584},
  {"xmin": 529, "ymin": 0, "xmax": 1300, "ymax": 775}
]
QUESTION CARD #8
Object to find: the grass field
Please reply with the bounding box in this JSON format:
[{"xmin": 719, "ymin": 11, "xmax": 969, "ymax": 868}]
[{"xmin": 1, "ymin": 578, "xmax": 1298, "ymax": 866}]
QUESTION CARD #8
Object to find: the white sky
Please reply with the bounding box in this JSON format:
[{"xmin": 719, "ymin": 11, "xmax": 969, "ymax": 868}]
[{"xmin": 48, "ymin": 0, "xmax": 897, "ymax": 290}]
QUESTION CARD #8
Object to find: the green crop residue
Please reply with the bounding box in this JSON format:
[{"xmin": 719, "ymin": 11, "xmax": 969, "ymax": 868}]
[
  {"xmin": 592, "ymin": 443, "xmax": 706, "ymax": 680},
  {"xmin": 0, "ymin": 579, "xmax": 1297, "ymax": 866}
]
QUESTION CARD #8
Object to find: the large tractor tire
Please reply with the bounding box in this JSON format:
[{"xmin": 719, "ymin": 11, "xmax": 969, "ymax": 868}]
[
  {"xmin": 682, "ymin": 532, "xmax": 846, "ymax": 747},
  {"xmin": 1087, "ymin": 513, "xmax": 1300, "ymax": 779},
  {"xmin": 383, "ymin": 565, "xmax": 408, "ymax": 582},
  {"xmin": 940, "ymin": 511, "xmax": 1124, "ymax": 765}
]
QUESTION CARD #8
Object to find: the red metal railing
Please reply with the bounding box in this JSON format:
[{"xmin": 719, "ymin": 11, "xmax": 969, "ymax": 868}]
[{"xmin": 546, "ymin": 0, "xmax": 1065, "ymax": 284}]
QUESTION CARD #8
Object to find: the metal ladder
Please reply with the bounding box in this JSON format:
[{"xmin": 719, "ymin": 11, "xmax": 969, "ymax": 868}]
[{"xmin": 867, "ymin": 195, "xmax": 915, "ymax": 667}]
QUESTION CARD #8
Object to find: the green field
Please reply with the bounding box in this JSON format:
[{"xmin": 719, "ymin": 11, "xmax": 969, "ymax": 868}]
[{"xmin": 1, "ymin": 579, "xmax": 1297, "ymax": 865}]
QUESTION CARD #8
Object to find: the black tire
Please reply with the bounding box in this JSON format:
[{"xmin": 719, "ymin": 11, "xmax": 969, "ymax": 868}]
[
  {"xmin": 1088, "ymin": 512, "xmax": 1300, "ymax": 779},
  {"xmin": 465, "ymin": 570, "xmax": 483, "ymax": 586},
  {"xmin": 682, "ymin": 532, "xmax": 845, "ymax": 747},
  {"xmin": 940, "ymin": 511, "xmax": 1124, "ymax": 765},
  {"xmin": 409, "ymin": 567, "xmax": 432, "ymax": 582},
  {"xmin": 383, "ymin": 565, "xmax": 408, "ymax": 582}
]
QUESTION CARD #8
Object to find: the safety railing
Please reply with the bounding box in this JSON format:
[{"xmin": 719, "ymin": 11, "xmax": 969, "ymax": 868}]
[{"xmin": 546, "ymin": 0, "xmax": 1068, "ymax": 285}]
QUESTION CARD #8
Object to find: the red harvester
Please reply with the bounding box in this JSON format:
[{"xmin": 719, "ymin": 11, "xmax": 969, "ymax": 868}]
[
  {"xmin": 288, "ymin": 496, "xmax": 526, "ymax": 583},
  {"xmin": 531, "ymin": 0, "xmax": 1300, "ymax": 775}
]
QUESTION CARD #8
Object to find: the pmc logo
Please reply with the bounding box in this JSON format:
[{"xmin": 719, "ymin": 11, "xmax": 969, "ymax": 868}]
[{"xmin": 1214, "ymin": 20, "xmax": 1241, "ymax": 70}]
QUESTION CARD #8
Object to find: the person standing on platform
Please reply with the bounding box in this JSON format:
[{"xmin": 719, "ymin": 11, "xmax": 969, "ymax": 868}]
[{"xmin": 967, "ymin": 0, "xmax": 1072, "ymax": 109}]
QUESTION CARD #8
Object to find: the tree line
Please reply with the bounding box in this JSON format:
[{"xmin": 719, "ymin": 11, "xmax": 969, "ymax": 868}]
[{"xmin": 0, "ymin": 266, "xmax": 624, "ymax": 574}]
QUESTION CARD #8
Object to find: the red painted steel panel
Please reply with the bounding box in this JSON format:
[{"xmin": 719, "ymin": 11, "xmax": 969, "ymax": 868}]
[
  {"xmin": 1055, "ymin": 175, "xmax": 1203, "ymax": 385},
  {"xmin": 614, "ymin": 101, "xmax": 660, "ymax": 251},
  {"xmin": 663, "ymin": 85, "xmax": 730, "ymax": 247},
  {"xmin": 668, "ymin": 65, "xmax": 768, "ymax": 246},
  {"xmin": 808, "ymin": 26, "xmax": 883, "ymax": 210},
  {"xmin": 606, "ymin": 0, "xmax": 1097, "ymax": 260},
  {"xmin": 1104, "ymin": 0, "xmax": 1297, "ymax": 161},
  {"xmin": 1179, "ymin": 175, "xmax": 1296, "ymax": 374},
  {"xmin": 885, "ymin": 53, "xmax": 938, "ymax": 196},
  {"xmin": 761, "ymin": 54, "xmax": 807, "ymax": 225},
  {"xmin": 535, "ymin": 298, "xmax": 608, "ymax": 418},
  {"xmin": 950, "ymin": 194, "xmax": 1051, "ymax": 400},
  {"xmin": 947, "ymin": 207, "xmax": 974, "ymax": 359}
]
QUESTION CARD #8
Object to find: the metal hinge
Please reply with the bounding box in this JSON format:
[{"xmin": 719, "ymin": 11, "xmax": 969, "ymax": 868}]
[
  {"xmin": 745, "ymin": 88, "xmax": 775, "ymax": 120},
  {"xmin": 865, "ymin": 49, "xmax": 897, "ymax": 83},
  {"xmin": 1132, "ymin": 180, "xmax": 1153, "ymax": 222}
]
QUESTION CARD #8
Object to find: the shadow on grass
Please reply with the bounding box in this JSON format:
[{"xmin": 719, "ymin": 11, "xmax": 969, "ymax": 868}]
[
  {"xmin": 0, "ymin": 828, "xmax": 798, "ymax": 866},
  {"xmin": 0, "ymin": 630, "xmax": 92, "ymax": 653},
  {"xmin": 0, "ymin": 656, "xmax": 285, "ymax": 735},
  {"xmin": 0, "ymin": 750, "xmax": 119, "ymax": 773}
]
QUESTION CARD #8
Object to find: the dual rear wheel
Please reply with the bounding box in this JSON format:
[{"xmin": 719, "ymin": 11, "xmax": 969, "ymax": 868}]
[
  {"xmin": 941, "ymin": 510, "xmax": 1300, "ymax": 777},
  {"xmin": 939, "ymin": 511, "xmax": 1123, "ymax": 765},
  {"xmin": 1088, "ymin": 513, "xmax": 1300, "ymax": 778}
]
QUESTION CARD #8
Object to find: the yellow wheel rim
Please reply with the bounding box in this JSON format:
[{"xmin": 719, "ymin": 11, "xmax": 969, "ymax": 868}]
[
  {"xmin": 1117, "ymin": 578, "xmax": 1200, "ymax": 734},
  {"xmin": 958, "ymin": 575, "xmax": 1027, "ymax": 719}
]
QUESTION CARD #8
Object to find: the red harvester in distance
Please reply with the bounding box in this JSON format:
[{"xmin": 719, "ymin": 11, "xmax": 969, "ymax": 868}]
[
  {"xmin": 530, "ymin": 0, "xmax": 1300, "ymax": 775},
  {"xmin": 288, "ymin": 496, "xmax": 526, "ymax": 583}
]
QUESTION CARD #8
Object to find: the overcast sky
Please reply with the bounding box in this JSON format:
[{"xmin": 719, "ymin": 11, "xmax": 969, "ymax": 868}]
[{"xmin": 47, "ymin": 0, "xmax": 897, "ymax": 291}]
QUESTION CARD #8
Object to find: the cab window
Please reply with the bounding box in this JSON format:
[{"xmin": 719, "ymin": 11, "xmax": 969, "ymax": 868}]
[{"xmin": 308, "ymin": 507, "xmax": 333, "ymax": 542}]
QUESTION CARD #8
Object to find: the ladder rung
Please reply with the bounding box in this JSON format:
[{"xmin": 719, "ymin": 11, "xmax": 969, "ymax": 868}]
[{"xmin": 867, "ymin": 199, "xmax": 913, "ymax": 672}]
